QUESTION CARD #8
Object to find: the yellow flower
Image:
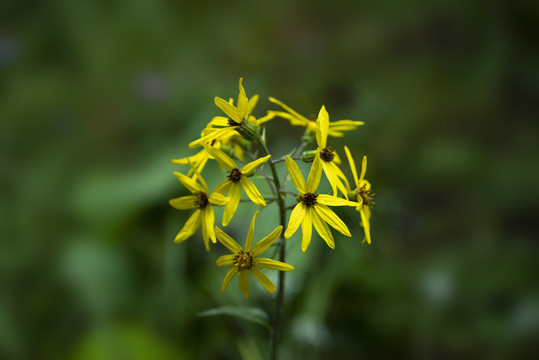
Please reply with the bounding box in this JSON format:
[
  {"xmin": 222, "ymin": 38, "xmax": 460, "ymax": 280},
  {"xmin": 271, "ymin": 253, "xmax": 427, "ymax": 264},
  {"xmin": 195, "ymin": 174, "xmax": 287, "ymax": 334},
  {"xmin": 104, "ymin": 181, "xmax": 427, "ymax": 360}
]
[
  {"xmin": 315, "ymin": 105, "xmax": 350, "ymax": 199},
  {"xmin": 203, "ymin": 144, "xmax": 271, "ymax": 226},
  {"xmin": 268, "ymin": 97, "xmax": 364, "ymax": 137},
  {"xmin": 344, "ymin": 146, "xmax": 374, "ymax": 244},
  {"xmin": 215, "ymin": 211, "xmax": 294, "ymax": 298},
  {"xmin": 284, "ymin": 152, "xmax": 358, "ymax": 251},
  {"xmin": 169, "ymin": 165, "xmax": 229, "ymax": 251},
  {"xmin": 171, "ymin": 148, "xmax": 213, "ymax": 182}
]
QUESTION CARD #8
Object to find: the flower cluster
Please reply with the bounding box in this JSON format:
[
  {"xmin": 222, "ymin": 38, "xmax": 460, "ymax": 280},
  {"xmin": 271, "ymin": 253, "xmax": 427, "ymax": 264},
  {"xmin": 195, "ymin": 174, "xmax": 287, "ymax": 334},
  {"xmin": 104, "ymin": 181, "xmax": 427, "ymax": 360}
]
[{"xmin": 169, "ymin": 78, "xmax": 375, "ymax": 298}]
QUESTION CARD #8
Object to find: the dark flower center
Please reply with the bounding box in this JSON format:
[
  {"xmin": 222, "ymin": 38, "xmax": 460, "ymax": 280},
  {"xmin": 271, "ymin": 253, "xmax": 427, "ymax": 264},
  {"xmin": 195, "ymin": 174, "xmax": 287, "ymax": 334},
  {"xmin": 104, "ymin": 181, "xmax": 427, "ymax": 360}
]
[
  {"xmin": 228, "ymin": 117, "xmax": 240, "ymax": 126},
  {"xmin": 235, "ymin": 251, "xmax": 254, "ymax": 271},
  {"xmin": 357, "ymin": 185, "xmax": 375, "ymax": 206},
  {"xmin": 227, "ymin": 168, "xmax": 243, "ymax": 183},
  {"xmin": 320, "ymin": 147, "xmax": 335, "ymax": 162},
  {"xmin": 308, "ymin": 114, "xmax": 317, "ymax": 122},
  {"xmin": 300, "ymin": 192, "xmax": 318, "ymax": 207},
  {"xmin": 194, "ymin": 191, "xmax": 209, "ymax": 208}
]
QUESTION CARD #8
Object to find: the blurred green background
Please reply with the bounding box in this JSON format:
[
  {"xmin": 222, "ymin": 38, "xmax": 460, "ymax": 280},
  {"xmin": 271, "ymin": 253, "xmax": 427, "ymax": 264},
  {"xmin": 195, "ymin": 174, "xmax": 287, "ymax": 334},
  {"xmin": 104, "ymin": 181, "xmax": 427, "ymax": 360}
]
[{"xmin": 2, "ymin": 0, "xmax": 539, "ymax": 359}]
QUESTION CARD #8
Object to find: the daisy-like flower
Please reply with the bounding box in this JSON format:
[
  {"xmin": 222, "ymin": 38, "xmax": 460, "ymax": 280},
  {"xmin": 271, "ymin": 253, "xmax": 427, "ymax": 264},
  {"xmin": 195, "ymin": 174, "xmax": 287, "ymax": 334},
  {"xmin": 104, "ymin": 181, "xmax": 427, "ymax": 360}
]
[
  {"xmin": 315, "ymin": 105, "xmax": 350, "ymax": 199},
  {"xmin": 169, "ymin": 164, "xmax": 229, "ymax": 251},
  {"xmin": 203, "ymin": 144, "xmax": 271, "ymax": 226},
  {"xmin": 268, "ymin": 97, "xmax": 364, "ymax": 137},
  {"xmin": 344, "ymin": 146, "xmax": 375, "ymax": 244},
  {"xmin": 215, "ymin": 210, "xmax": 294, "ymax": 298},
  {"xmin": 284, "ymin": 151, "xmax": 358, "ymax": 251}
]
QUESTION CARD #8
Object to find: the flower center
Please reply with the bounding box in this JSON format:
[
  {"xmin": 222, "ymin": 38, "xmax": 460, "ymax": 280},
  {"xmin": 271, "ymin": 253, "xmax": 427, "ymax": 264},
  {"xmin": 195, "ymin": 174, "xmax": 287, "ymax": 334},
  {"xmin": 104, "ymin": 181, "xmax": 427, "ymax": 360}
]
[
  {"xmin": 308, "ymin": 114, "xmax": 317, "ymax": 122},
  {"xmin": 320, "ymin": 147, "xmax": 335, "ymax": 162},
  {"xmin": 235, "ymin": 250, "xmax": 254, "ymax": 271},
  {"xmin": 227, "ymin": 168, "xmax": 243, "ymax": 183},
  {"xmin": 357, "ymin": 185, "xmax": 375, "ymax": 206},
  {"xmin": 194, "ymin": 191, "xmax": 209, "ymax": 208},
  {"xmin": 299, "ymin": 192, "xmax": 318, "ymax": 207},
  {"xmin": 228, "ymin": 117, "xmax": 240, "ymax": 126}
]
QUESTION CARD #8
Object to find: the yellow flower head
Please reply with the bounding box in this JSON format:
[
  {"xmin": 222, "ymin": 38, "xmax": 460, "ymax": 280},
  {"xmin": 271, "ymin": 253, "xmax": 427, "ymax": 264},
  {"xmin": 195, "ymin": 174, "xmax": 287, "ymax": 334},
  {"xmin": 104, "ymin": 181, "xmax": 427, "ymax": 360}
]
[
  {"xmin": 169, "ymin": 164, "xmax": 229, "ymax": 251},
  {"xmin": 284, "ymin": 152, "xmax": 358, "ymax": 251},
  {"xmin": 203, "ymin": 144, "xmax": 271, "ymax": 226},
  {"xmin": 268, "ymin": 97, "xmax": 364, "ymax": 137},
  {"xmin": 344, "ymin": 146, "xmax": 374, "ymax": 244},
  {"xmin": 215, "ymin": 211, "xmax": 294, "ymax": 298}
]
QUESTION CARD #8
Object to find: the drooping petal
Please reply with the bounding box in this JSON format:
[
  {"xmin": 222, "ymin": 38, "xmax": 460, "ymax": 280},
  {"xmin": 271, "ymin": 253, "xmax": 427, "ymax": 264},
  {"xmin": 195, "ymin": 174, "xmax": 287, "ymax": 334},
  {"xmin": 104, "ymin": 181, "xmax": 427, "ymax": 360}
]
[
  {"xmin": 344, "ymin": 146, "xmax": 359, "ymax": 187},
  {"xmin": 312, "ymin": 210, "xmax": 335, "ymax": 249},
  {"xmin": 222, "ymin": 183, "xmax": 242, "ymax": 226},
  {"xmin": 239, "ymin": 270, "xmax": 250, "ymax": 298},
  {"xmin": 255, "ymin": 258, "xmax": 295, "ymax": 271},
  {"xmin": 284, "ymin": 203, "xmax": 306, "ymax": 239},
  {"xmin": 322, "ymin": 161, "xmax": 339, "ymax": 197},
  {"xmin": 173, "ymin": 172, "xmax": 204, "ymax": 193},
  {"xmin": 268, "ymin": 97, "xmax": 310, "ymax": 125},
  {"xmin": 216, "ymin": 254, "xmax": 236, "ymax": 267},
  {"xmin": 317, "ymin": 194, "xmax": 359, "ymax": 207},
  {"xmin": 285, "ymin": 156, "xmax": 306, "ymax": 193},
  {"xmin": 214, "ymin": 226, "xmax": 243, "ymax": 253},
  {"xmin": 240, "ymin": 154, "xmax": 271, "ymax": 174},
  {"xmin": 314, "ymin": 204, "xmax": 351, "ymax": 237},
  {"xmin": 315, "ymin": 105, "xmax": 329, "ymax": 148},
  {"xmin": 174, "ymin": 210, "xmax": 202, "ymax": 243},
  {"xmin": 306, "ymin": 151, "xmax": 323, "ymax": 193},
  {"xmin": 241, "ymin": 177, "xmax": 266, "ymax": 207},
  {"xmin": 251, "ymin": 268, "xmax": 276, "ymax": 294},
  {"xmin": 252, "ymin": 226, "xmax": 283, "ymax": 257},
  {"xmin": 214, "ymin": 179, "xmax": 233, "ymax": 195},
  {"xmin": 208, "ymin": 192, "xmax": 229, "ymax": 206},
  {"xmin": 204, "ymin": 205, "xmax": 216, "ymax": 244},
  {"xmin": 203, "ymin": 144, "xmax": 236, "ymax": 170},
  {"xmin": 245, "ymin": 210, "xmax": 260, "ymax": 252},
  {"xmin": 215, "ymin": 96, "xmax": 243, "ymax": 123},
  {"xmin": 169, "ymin": 195, "xmax": 196, "ymax": 210},
  {"xmin": 221, "ymin": 266, "xmax": 238, "ymax": 292},
  {"xmin": 187, "ymin": 159, "xmax": 208, "ymax": 193},
  {"xmin": 301, "ymin": 208, "xmax": 313, "ymax": 252},
  {"xmin": 202, "ymin": 214, "xmax": 210, "ymax": 251},
  {"xmin": 359, "ymin": 207, "xmax": 372, "ymax": 245},
  {"xmin": 359, "ymin": 155, "xmax": 367, "ymax": 182},
  {"xmin": 326, "ymin": 161, "xmax": 350, "ymax": 199}
]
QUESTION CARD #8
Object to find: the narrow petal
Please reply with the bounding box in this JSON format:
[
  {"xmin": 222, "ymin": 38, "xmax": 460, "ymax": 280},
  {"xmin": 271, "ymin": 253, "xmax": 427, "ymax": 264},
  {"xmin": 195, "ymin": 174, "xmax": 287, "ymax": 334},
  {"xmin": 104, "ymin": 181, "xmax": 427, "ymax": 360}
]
[
  {"xmin": 240, "ymin": 154, "xmax": 271, "ymax": 174},
  {"xmin": 255, "ymin": 258, "xmax": 294, "ymax": 271},
  {"xmin": 306, "ymin": 151, "xmax": 323, "ymax": 193},
  {"xmin": 239, "ymin": 271, "xmax": 250, "ymax": 298},
  {"xmin": 268, "ymin": 97, "xmax": 310, "ymax": 124},
  {"xmin": 169, "ymin": 195, "xmax": 196, "ymax": 210},
  {"xmin": 221, "ymin": 266, "xmax": 238, "ymax": 292},
  {"xmin": 245, "ymin": 210, "xmax": 260, "ymax": 252},
  {"xmin": 208, "ymin": 116, "xmax": 230, "ymax": 127},
  {"xmin": 301, "ymin": 208, "xmax": 313, "ymax": 252},
  {"xmin": 189, "ymin": 127, "xmax": 232, "ymax": 149},
  {"xmin": 284, "ymin": 156, "xmax": 306, "ymax": 193},
  {"xmin": 360, "ymin": 207, "xmax": 372, "ymax": 245},
  {"xmin": 241, "ymin": 177, "xmax": 266, "ymax": 207},
  {"xmin": 251, "ymin": 268, "xmax": 276, "ymax": 294},
  {"xmin": 344, "ymin": 146, "xmax": 359, "ymax": 186},
  {"xmin": 216, "ymin": 254, "xmax": 236, "ymax": 267},
  {"xmin": 317, "ymin": 194, "xmax": 359, "ymax": 207},
  {"xmin": 268, "ymin": 110, "xmax": 308, "ymax": 126},
  {"xmin": 203, "ymin": 144, "xmax": 236, "ymax": 170},
  {"xmin": 314, "ymin": 204, "xmax": 351, "ymax": 237},
  {"xmin": 237, "ymin": 78, "xmax": 248, "ymax": 115},
  {"xmin": 247, "ymin": 94, "xmax": 259, "ymax": 115},
  {"xmin": 214, "ymin": 179, "xmax": 233, "ymax": 195},
  {"xmin": 334, "ymin": 161, "xmax": 351, "ymax": 194},
  {"xmin": 174, "ymin": 210, "xmax": 202, "ymax": 243},
  {"xmin": 327, "ymin": 162, "xmax": 350, "ymax": 199},
  {"xmin": 208, "ymin": 192, "xmax": 229, "ymax": 206},
  {"xmin": 222, "ymin": 183, "xmax": 242, "ymax": 226},
  {"xmin": 204, "ymin": 205, "xmax": 216, "ymax": 243},
  {"xmin": 173, "ymin": 172, "xmax": 204, "ymax": 193},
  {"xmin": 215, "ymin": 226, "xmax": 243, "ymax": 253},
  {"xmin": 359, "ymin": 156, "xmax": 367, "ymax": 182},
  {"xmin": 284, "ymin": 203, "xmax": 306, "ymax": 239},
  {"xmin": 187, "ymin": 160, "xmax": 208, "ymax": 192},
  {"xmin": 202, "ymin": 215, "xmax": 210, "ymax": 251},
  {"xmin": 215, "ymin": 96, "xmax": 243, "ymax": 122},
  {"xmin": 252, "ymin": 225, "xmax": 283, "ymax": 257},
  {"xmin": 316, "ymin": 105, "xmax": 329, "ymax": 148},
  {"xmin": 312, "ymin": 210, "xmax": 335, "ymax": 249},
  {"xmin": 330, "ymin": 119, "xmax": 365, "ymax": 127},
  {"xmin": 322, "ymin": 161, "xmax": 339, "ymax": 197}
]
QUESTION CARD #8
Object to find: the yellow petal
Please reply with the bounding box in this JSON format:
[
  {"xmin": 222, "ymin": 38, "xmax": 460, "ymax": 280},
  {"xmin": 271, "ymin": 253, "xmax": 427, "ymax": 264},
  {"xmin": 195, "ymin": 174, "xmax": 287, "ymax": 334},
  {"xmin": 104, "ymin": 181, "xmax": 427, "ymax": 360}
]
[
  {"xmin": 326, "ymin": 161, "xmax": 350, "ymax": 199},
  {"xmin": 241, "ymin": 177, "xmax": 266, "ymax": 207},
  {"xmin": 237, "ymin": 78, "xmax": 248, "ymax": 115},
  {"xmin": 216, "ymin": 254, "xmax": 236, "ymax": 267},
  {"xmin": 187, "ymin": 159, "xmax": 208, "ymax": 193},
  {"xmin": 330, "ymin": 119, "xmax": 365, "ymax": 127},
  {"xmin": 268, "ymin": 97, "xmax": 310, "ymax": 124},
  {"xmin": 203, "ymin": 143, "xmax": 236, "ymax": 170},
  {"xmin": 255, "ymin": 258, "xmax": 294, "ymax": 271},
  {"xmin": 189, "ymin": 127, "xmax": 232, "ymax": 149},
  {"xmin": 284, "ymin": 156, "xmax": 306, "ymax": 193},
  {"xmin": 359, "ymin": 155, "xmax": 367, "ymax": 182},
  {"xmin": 306, "ymin": 151, "xmax": 323, "ymax": 193},
  {"xmin": 360, "ymin": 207, "xmax": 371, "ymax": 245},
  {"xmin": 312, "ymin": 210, "xmax": 335, "ymax": 249},
  {"xmin": 252, "ymin": 226, "xmax": 283, "ymax": 257},
  {"xmin": 284, "ymin": 203, "xmax": 306, "ymax": 239},
  {"xmin": 214, "ymin": 179, "xmax": 233, "ymax": 195},
  {"xmin": 245, "ymin": 210, "xmax": 260, "ymax": 252},
  {"xmin": 268, "ymin": 110, "xmax": 307, "ymax": 126},
  {"xmin": 169, "ymin": 195, "xmax": 196, "ymax": 210},
  {"xmin": 247, "ymin": 94, "xmax": 259, "ymax": 115},
  {"xmin": 173, "ymin": 172, "xmax": 204, "ymax": 193},
  {"xmin": 314, "ymin": 204, "xmax": 351, "ymax": 237},
  {"xmin": 204, "ymin": 205, "xmax": 216, "ymax": 244},
  {"xmin": 239, "ymin": 270, "xmax": 250, "ymax": 298},
  {"xmin": 315, "ymin": 105, "xmax": 329, "ymax": 148},
  {"xmin": 344, "ymin": 146, "xmax": 359, "ymax": 186},
  {"xmin": 322, "ymin": 161, "xmax": 339, "ymax": 197},
  {"xmin": 208, "ymin": 116, "xmax": 230, "ymax": 127},
  {"xmin": 241, "ymin": 154, "xmax": 271, "ymax": 174},
  {"xmin": 301, "ymin": 208, "xmax": 313, "ymax": 252},
  {"xmin": 317, "ymin": 194, "xmax": 359, "ymax": 207},
  {"xmin": 251, "ymin": 268, "xmax": 275, "ymax": 294},
  {"xmin": 215, "ymin": 96, "xmax": 243, "ymax": 122},
  {"xmin": 222, "ymin": 183, "xmax": 242, "ymax": 226},
  {"xmin": 202, "ymin": 215, "xmax": 210, "ymax": 251},
  {"xmin": 214, "ymin": 226, "xmax": 242, "ymax": 253},
  {"xmin": 221, "ymin": 266, "xmax": 238, "ymax": 292},
  {"xmin": 174, "ymin": 210, "xmax": 202, "ymax": 243},
  {"xmin": 208, "ymin": 192, "xmax": 229, "ymax": 206}
]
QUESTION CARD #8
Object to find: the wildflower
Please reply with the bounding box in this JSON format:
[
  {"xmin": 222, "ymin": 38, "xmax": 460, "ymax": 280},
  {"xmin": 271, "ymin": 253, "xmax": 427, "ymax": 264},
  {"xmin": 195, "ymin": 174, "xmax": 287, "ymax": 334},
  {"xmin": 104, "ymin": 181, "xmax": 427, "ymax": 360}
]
[
  {"xmin": 344, "ymin": 146, "xmax": 374, "ymax": 244},
  {"xmin": 216, "ymin": 211, "xmax": 294, "ymax": 298},
  {"xmin": 203, "ymin": 144, "xmax": 271, "ymax": 226},
  {"xmin": 284, "ymin": 152, "xmax": 358, "ymax": 251},
  {"xmin": 169, "ymin": 164, "xmax": 229, "ymax": 251},
  {"xmin": 268, "ymin": 97, "xmax": 364, "ymax": 137}
]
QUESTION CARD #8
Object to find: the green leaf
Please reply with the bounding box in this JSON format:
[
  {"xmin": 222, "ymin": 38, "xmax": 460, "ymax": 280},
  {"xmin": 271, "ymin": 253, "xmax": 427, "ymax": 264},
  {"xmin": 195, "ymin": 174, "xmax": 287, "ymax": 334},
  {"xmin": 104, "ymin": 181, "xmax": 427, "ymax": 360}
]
[{"xmin": 197, "ymin": 306, "xmax": 271, "ymax": 330}]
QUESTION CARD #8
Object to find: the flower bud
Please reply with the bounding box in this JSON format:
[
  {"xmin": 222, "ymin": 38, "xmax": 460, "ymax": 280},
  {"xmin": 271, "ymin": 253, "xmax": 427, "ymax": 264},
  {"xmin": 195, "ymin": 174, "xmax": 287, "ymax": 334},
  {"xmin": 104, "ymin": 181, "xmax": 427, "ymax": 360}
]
[{"xmin": 301, "ymin": 150, "xmax": 317, "ymax": 163}]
